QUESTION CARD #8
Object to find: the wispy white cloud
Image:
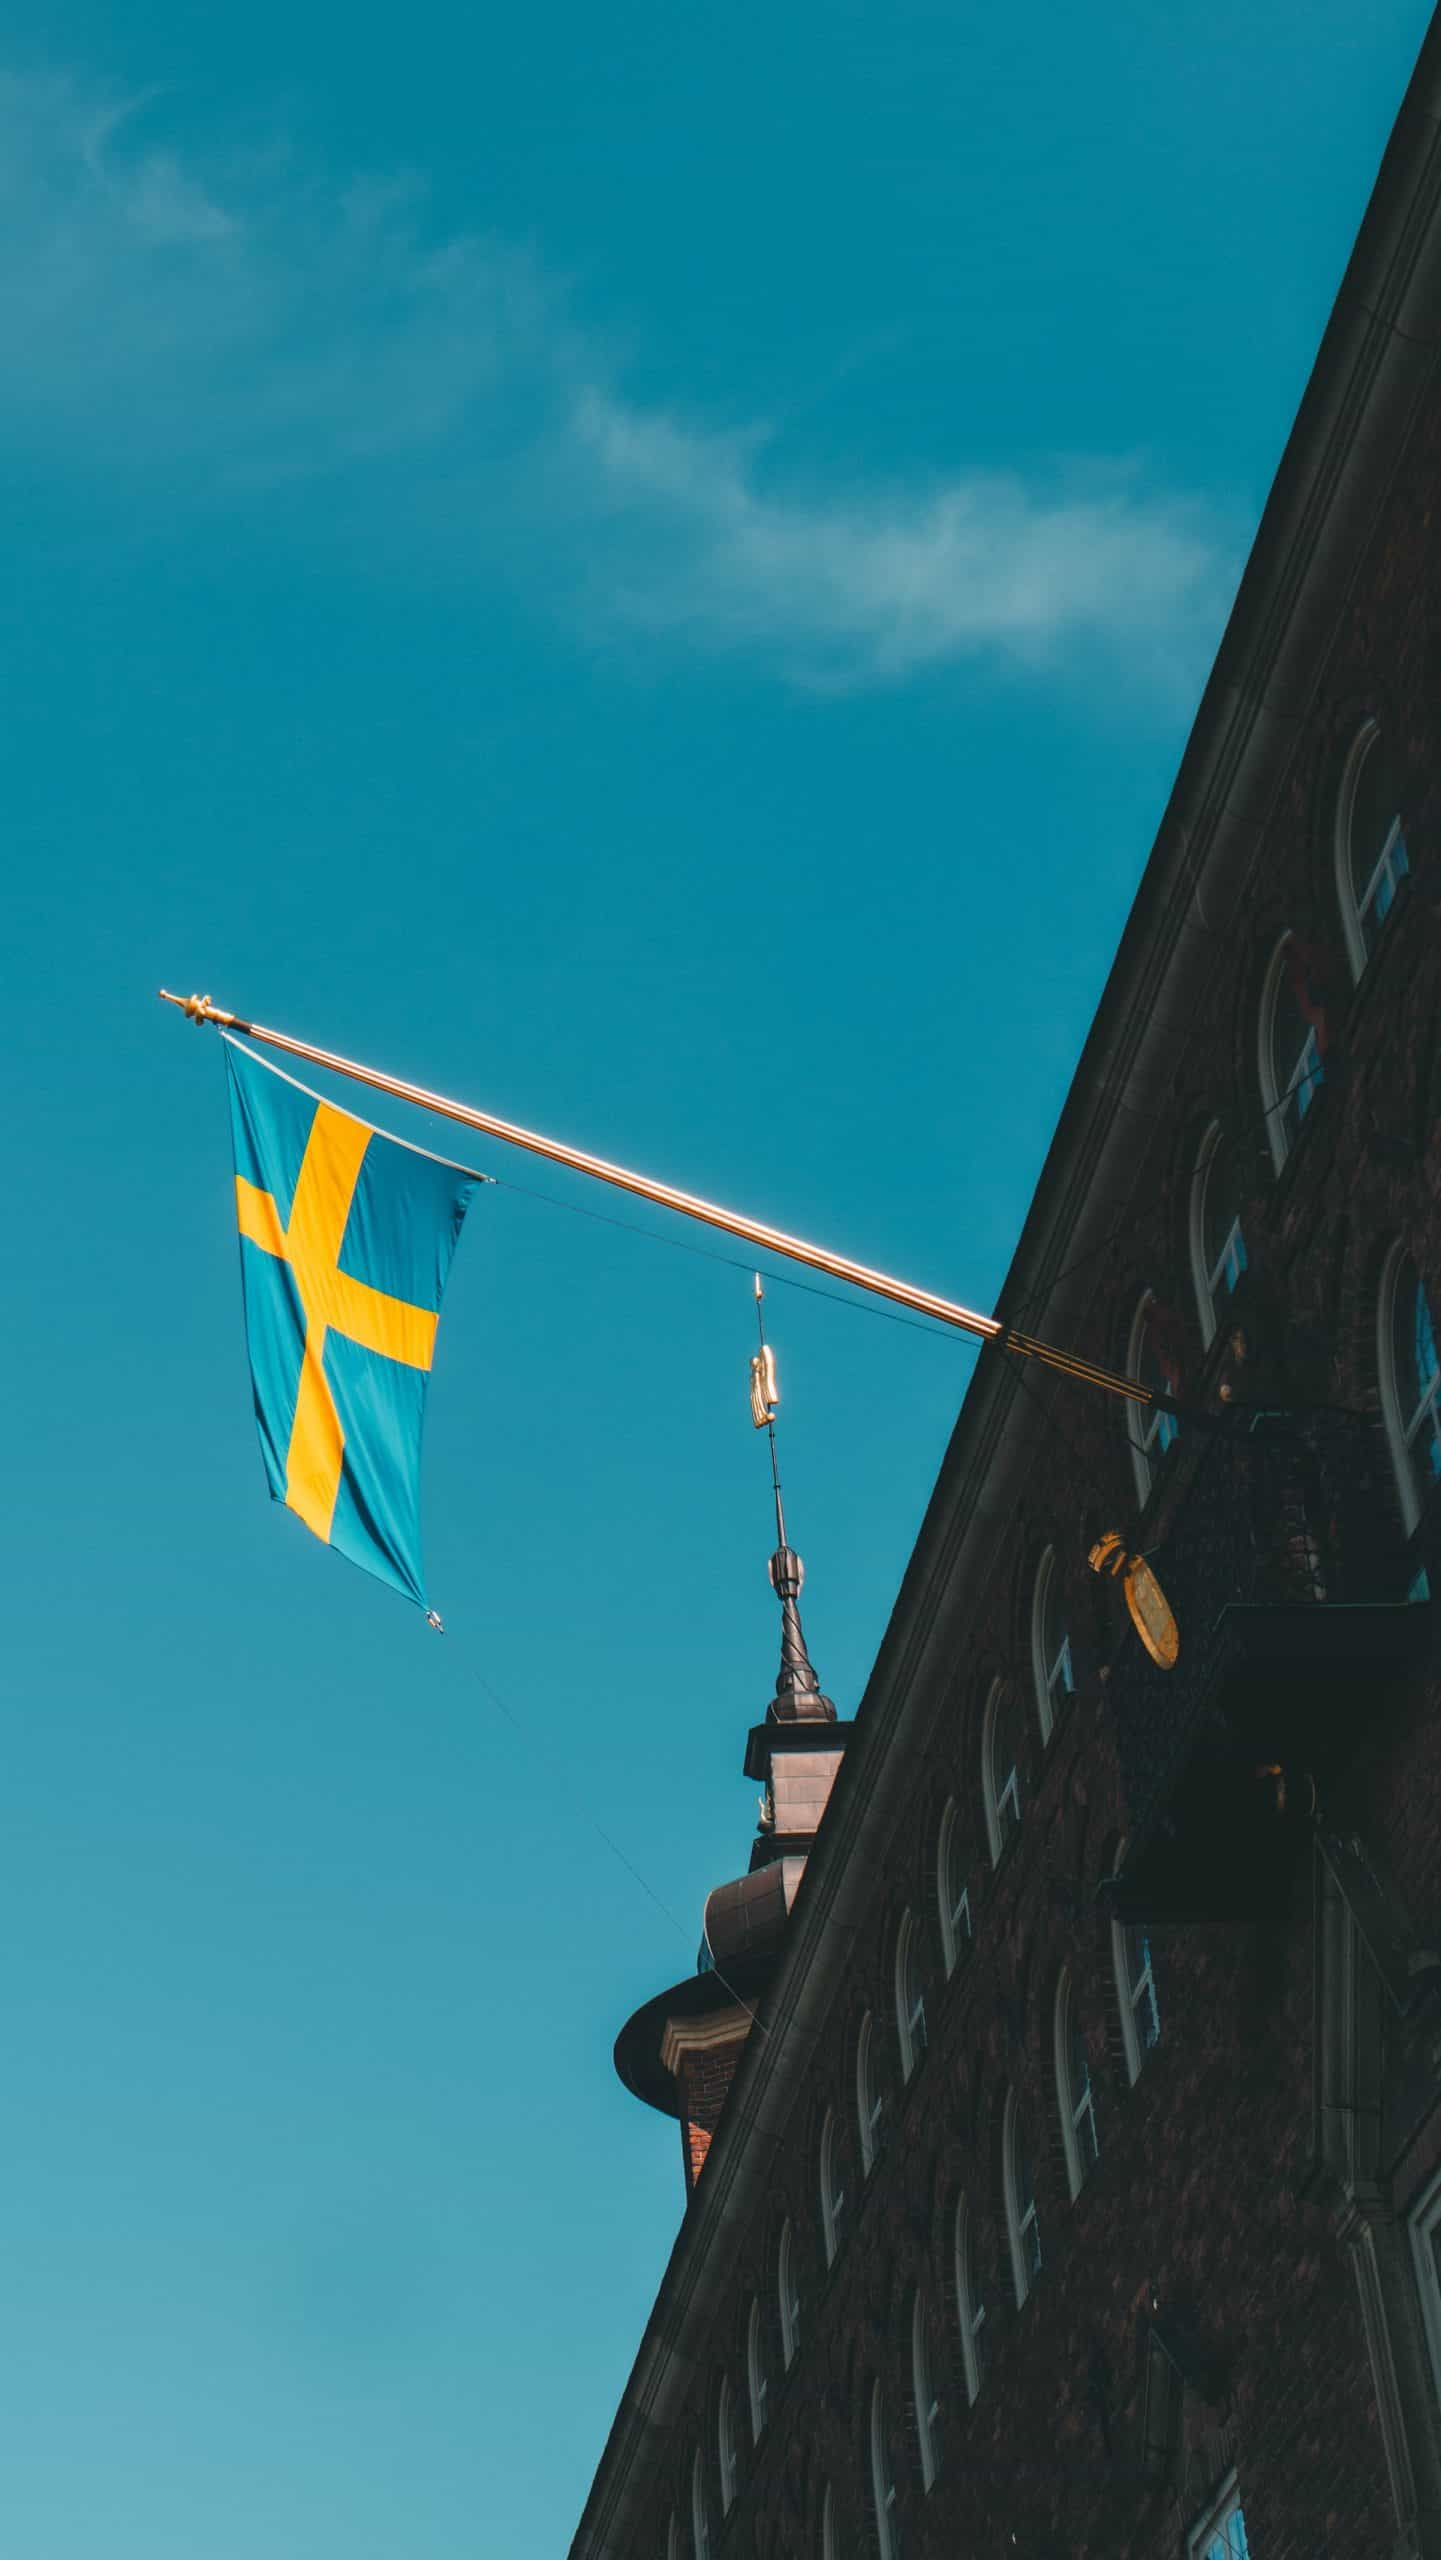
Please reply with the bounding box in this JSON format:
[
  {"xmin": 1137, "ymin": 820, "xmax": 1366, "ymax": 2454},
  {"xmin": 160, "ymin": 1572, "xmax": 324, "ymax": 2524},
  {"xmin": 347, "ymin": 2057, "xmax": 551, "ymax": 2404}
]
[
  {"xmin": 0, "ymin": 72, "xmax": 1237, "ymax": 690},
  {"xmin": 569, "ymin": 389, "xmax": 1231, "ymax": 686}
]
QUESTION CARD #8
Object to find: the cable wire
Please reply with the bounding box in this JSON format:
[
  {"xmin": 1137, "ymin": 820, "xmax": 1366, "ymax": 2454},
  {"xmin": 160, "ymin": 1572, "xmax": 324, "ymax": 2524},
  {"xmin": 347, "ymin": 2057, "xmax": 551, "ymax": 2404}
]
[
  {"xmin": 485, "ymin": 1162, "xmax": 988, "ymax": 1351},
  {"xmin": 462, "ymin": 1658, "xmax": 772, "ymax": 2045}
]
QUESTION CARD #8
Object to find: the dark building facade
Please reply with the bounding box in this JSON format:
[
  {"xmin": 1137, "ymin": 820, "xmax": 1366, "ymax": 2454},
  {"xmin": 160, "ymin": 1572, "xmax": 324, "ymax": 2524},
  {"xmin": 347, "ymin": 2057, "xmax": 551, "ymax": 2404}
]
[{"xmin": 572, "ymin": 25, "xmax": 1441, "ymax": 2560}]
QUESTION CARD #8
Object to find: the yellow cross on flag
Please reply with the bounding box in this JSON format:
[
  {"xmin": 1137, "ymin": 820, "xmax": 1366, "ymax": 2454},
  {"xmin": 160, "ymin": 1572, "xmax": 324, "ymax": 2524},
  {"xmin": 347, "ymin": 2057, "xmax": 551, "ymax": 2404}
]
[{"xmin": 225, "ymin": 1036, "xmax": 479, "ymax": 1611}]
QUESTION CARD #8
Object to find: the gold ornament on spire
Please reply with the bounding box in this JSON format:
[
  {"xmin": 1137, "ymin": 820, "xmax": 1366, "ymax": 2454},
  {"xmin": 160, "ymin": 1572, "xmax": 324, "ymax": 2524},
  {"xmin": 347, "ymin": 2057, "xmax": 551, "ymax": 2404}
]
[{"xmin": 750, "ymin": 1343, "xmax": 779, "ymax": 1429}]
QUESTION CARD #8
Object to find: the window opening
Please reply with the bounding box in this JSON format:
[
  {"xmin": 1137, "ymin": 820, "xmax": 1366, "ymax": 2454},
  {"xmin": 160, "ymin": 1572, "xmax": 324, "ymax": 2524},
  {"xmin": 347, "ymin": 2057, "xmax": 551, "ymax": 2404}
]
[
  {"xmin": 1190, "ymin": 1124, "xmax": 1248, "ymax": 1347},
  {"xmin": 1111, "ymin": 1843, "xmax": 1161, "ymax": 2082},
  {"xmin": 1031, "ymin": 1546, "xmax": 1074, "ymax": 1740},
  {"xmin": 717, "ymin": 2377, "xmax": 738, "ymax": 2515},
  {"xmin": 1127, "ymin": 1293, "xmax": 1182, "ymax": 1503},
  {"xmin": 820, "ymin": 2112, "xmax": 846, "ymax": 2268},
  {"xmin": 1409, "ymin": 2162, "xmax": 1441, "ymax": 2411},
  {"xmin": 985, "ymin": 1682, "xmax": 1024, "ymax": 1863},
  {"xmin": 1339, "ymin": 721, "xmax": 1408, "ymax": 978},
  {"xmin": 895, "ymin": 1912, "xmax": 927, "ymax": 2081},
  {"xmin": 911, "ymin": 2289, "xmax": 941, "ymax": 2491},
  {"xmin": 691, "ymin": 2449, "xmax": 711, "ymax": 2560},
  {"xmin": 747, "ymin": 2298, "xmax": 768, "ymax": 2444},
  {"xmin": 1380, "ymin": 1244, "xmax": 1441, "ymax": 1535},
  {"xmin": 869, "ymin": 2381, "xmax": 899, "ymax": 2560},
  {"xmin": 1186, "ymin": 2475, "xmax": 1251, "ymax": 2560},
  {"xmin": 936, "ymin": 1800, "xmax": 972, "ymax": 1975},
  {"xmin": 1055, "ymin": 1970, "xmax": 1100, "ymax": 2198},
  {"xmin": 1260, "ymin": 933, "xmax": 1325, "ymax": 1171},
  {"xmin": 953, "ymin": 2195, "xmax": 987, "ymax": 2403},
  {"xmin": 857, "ymin": 2013, "xmax": 885, "ymax": 2174},
  {"xmin": 1004, "ymin": 2093, "xmax": 1042, "ymax": 2305},
  {"xmin": 1126, "ymin": 1923, "xmax": 1161, "ymax": 2055},
  {"xmin": 778, "ymin": 2220, "xmax": 801, "ymax": 2367}
]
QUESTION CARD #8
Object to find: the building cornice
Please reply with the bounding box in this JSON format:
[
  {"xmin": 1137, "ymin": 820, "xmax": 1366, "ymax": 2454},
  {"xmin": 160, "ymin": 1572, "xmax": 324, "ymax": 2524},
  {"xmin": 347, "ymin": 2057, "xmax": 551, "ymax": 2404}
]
[
  {"xmin": 658, "ymin": 2007, "xmax": 755, "ymax": 2076},
  {"xmin": 569, "ymin": 23, "xmax": 1441, "ymax": 2553}
]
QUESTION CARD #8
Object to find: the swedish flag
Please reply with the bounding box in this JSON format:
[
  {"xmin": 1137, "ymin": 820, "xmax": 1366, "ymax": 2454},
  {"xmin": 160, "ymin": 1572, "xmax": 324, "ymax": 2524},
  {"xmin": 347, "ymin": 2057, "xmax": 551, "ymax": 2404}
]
[{"xmin": 224, "ymin": 1036, "xmax": 478, "ymax": 1613}]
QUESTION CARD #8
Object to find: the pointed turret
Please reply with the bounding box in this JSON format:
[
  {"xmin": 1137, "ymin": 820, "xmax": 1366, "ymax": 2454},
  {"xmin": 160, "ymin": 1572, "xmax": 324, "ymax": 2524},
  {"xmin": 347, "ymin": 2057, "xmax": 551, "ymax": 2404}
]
[
  {"xmin": 765, "ymin": 1542, "xmax": 835, "ymax": 1721},
  {"xmin": 739, "ymin": 1534, "xmax": 847, "ymax": 1868},
  {"xmin": 613, "ymin": 1288, "xmax": 852, "ymax": 2193}
]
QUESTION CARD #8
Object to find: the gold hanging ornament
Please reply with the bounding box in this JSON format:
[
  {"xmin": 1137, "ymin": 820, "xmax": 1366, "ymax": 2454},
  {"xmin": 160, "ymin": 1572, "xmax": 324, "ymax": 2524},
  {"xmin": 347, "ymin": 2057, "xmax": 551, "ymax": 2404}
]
[{"xmin": 1088, "ymin": 1531, "xmax": 1180, "ymax": 1671}]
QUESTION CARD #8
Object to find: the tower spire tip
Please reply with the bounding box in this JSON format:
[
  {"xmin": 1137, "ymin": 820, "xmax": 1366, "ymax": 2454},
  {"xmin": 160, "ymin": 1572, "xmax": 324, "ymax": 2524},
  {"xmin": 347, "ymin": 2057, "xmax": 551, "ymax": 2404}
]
[{"xmin": 745, "ymin": 1282, "xmax": 834, "ymax": 1726}]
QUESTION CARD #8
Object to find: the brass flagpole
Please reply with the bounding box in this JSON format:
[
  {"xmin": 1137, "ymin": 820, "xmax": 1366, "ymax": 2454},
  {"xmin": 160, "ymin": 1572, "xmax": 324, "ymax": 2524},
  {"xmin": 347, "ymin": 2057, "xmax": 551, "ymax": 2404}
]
[{"xmin": 158, "ymin": 988, "xmax": 1155, "ymax": 1413}]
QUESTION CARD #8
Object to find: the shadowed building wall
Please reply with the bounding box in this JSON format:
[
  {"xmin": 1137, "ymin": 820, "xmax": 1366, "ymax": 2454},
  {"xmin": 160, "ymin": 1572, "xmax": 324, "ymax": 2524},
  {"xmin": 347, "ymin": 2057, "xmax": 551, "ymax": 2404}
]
[{"xmin": 573, "ymin": 20, "xmax": 1441, "ymax": 2558}]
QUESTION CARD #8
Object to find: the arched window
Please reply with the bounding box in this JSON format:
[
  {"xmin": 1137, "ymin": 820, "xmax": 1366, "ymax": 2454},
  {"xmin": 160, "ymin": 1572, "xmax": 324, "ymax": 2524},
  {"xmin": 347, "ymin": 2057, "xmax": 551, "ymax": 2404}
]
[
  {"xmin": 1337, "ymin": 719, "xmax": 1408, "ymax": 981},
  {"xmin": 1030, "ymin": 1546, "xmax": 1074, "ymax": 1741},
  {"xmin": 936, "ymin": 1799, "xmax": 972, "ymax": 1975},
  {"xmin": 1126, "ymin": 1292, "xmax": 1182, "ymax": 1505},
  {"xmin": 1110, "ymin": 1844, "xmax": 1161, "ymax": 2082},
  {"xmin": 1378, "ymin": 1242, "xmax": 1441, "ymax": 1537},
  {"xmin": 1053, "ymin": 1968, "xmax": 1100, "ymax": 2200},
  {"xmin": 819, "ymin": 2110, "xmax": 846, "ymax": 2268},
  {"xmin": 895, "ymin": 1910, "xmax": 927, "ymax": 2081},
  {"xmin": 1188, "ymin": 2474, "xmax": 1252, "ymax": 2559},
  {"xmin": 856, "ymin": 2012, "xmax": 884, "ymax": 2174},
  {"xmin": 778, "ymin": 2218, "xmax": 801, "ymax": 2367},
  {"xmin": 1189, "ymin": 1122, "xmax": 1248, "ymax": 1348},
  {"xmin": 1259, "ymin": 931, "xmax": 1325, "ymax": 1172},
  {"xmin": 982, "ymin": 1679, "xmax": 1024, "ymax": 1864},
  {"xmin": 717, "ymin": 2376, "xmax": 738, "ymax": 2515},
  {"xmin": 868, "ymin": 2380, "xmax": 899, "ymax": 2560},
  {"xmin": 691, "ymin": 2448, "xmax": 712, "ymax": 2560},
  {"xmin": 747, "ymin": 2297, "xmax": 769, "ymax": 2443},
  {"xmin": 911, "ymin": 2289, "xmax": 941, "ymax": 2492},
  {"xmin": 953, "ymin": 2194, "xmax": 987, "ymax": 2404},
  {"xmin": 1003, "ymin": 2090, "xmax": 1042, "ymax": 2306}
]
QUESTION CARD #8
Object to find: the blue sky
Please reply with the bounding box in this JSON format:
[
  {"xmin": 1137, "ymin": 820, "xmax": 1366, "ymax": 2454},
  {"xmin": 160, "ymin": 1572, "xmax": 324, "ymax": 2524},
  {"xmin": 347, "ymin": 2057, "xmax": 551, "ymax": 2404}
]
[{"xmin": 1, "ymin": 7, "xmax": 1429, "ymax": 2552}]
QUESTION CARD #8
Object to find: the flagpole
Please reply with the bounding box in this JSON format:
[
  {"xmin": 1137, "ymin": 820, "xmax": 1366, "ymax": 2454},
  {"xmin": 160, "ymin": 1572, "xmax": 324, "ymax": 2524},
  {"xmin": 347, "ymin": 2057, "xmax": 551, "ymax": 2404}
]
[{"xmin": 158, "ymin": 988, "xmax": 1155, "ymax": 1413}]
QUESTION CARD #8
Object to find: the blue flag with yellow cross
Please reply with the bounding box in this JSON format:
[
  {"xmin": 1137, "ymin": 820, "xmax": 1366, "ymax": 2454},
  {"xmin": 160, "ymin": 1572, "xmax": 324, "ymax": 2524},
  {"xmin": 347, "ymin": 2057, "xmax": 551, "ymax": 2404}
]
[{"xmin": 224, "ymin": 1035, "xmax": 479, "ymax": 1614}]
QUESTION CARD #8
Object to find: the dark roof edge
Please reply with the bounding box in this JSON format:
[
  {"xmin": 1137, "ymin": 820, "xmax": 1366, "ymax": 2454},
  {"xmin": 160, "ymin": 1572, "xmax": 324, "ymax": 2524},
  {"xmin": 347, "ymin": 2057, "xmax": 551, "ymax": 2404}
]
[{"xmin": 568, "ymin": 24, "xmax": 1441, "ymax": 2554}]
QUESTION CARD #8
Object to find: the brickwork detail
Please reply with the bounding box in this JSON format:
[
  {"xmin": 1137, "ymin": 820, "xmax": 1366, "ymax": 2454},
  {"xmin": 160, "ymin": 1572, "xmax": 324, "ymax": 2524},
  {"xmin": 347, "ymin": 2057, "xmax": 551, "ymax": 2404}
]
[
  {"xmin": 663, "ymin": 2009, "xmax": 757, "ymax": 2197},
  {"xmin": 577, "ymin": 108, "xmax": 1441, "ymax": 2560},
  {"xmin": 615, "ymin": 385, "xmax": 1441, "ymax": 2560}
]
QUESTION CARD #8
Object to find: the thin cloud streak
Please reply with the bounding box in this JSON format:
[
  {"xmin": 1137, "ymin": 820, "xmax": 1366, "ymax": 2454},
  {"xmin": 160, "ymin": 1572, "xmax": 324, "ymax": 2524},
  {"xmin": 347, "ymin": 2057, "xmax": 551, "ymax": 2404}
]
[
  {"xmin": 0, "ymin": 72, "xmax": 1239, "ymax": 690},
  {"xmin": 570, "ymin": 390, "xmax": 1233, "ymax": 685}
]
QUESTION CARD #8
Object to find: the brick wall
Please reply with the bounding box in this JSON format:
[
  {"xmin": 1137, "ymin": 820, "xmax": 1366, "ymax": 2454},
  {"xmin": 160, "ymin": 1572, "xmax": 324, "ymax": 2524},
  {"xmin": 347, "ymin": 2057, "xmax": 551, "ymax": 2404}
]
[
  {"xmin": 677, "ymin": 2031, "xmax": 754, "ymax": 2196},
  {"xmin": 630, "ymin": 377, "xmax": 1441, "ymax": 2560}
]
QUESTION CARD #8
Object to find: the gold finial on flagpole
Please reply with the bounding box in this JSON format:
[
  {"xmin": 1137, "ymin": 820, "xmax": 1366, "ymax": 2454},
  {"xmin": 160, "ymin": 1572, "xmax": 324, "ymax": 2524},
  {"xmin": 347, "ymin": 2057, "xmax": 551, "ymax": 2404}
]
[{"xmin": 158, "ymin": 989, "xmax": 244, "ymax": 1029}]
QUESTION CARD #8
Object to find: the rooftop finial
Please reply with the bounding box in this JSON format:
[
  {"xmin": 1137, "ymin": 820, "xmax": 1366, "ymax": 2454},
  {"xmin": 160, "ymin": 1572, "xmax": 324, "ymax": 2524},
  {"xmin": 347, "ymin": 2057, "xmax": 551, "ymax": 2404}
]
[{"xmin": 750, "ymin": 1279, "xmax": 834, "ymax": 1724}]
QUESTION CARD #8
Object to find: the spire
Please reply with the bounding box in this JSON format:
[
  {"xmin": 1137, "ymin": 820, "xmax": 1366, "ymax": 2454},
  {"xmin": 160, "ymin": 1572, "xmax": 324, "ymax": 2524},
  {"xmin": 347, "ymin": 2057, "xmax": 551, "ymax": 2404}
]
[
  {"xmin": 612, "ymin": 1278, "xmax": 852, "ymax": 2182},
  {"xmin": 751, "ymin": 1280, "xmax": 836, "ymax": 1726}
]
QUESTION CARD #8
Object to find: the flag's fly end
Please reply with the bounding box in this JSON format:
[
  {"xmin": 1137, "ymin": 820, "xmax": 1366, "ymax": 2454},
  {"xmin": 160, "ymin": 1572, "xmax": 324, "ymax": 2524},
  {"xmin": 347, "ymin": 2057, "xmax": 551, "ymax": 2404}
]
[{"xmin": 223, "ymin": 1035, "xmax": 477, "ymax": 1613}]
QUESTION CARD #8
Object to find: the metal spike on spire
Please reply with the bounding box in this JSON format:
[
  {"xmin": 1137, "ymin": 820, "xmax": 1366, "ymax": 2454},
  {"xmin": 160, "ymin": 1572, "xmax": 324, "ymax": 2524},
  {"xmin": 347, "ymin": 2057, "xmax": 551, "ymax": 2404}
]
[{"xmin": 750, "ymin": 1279, "xmax": 834, "ymax": 1725}]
